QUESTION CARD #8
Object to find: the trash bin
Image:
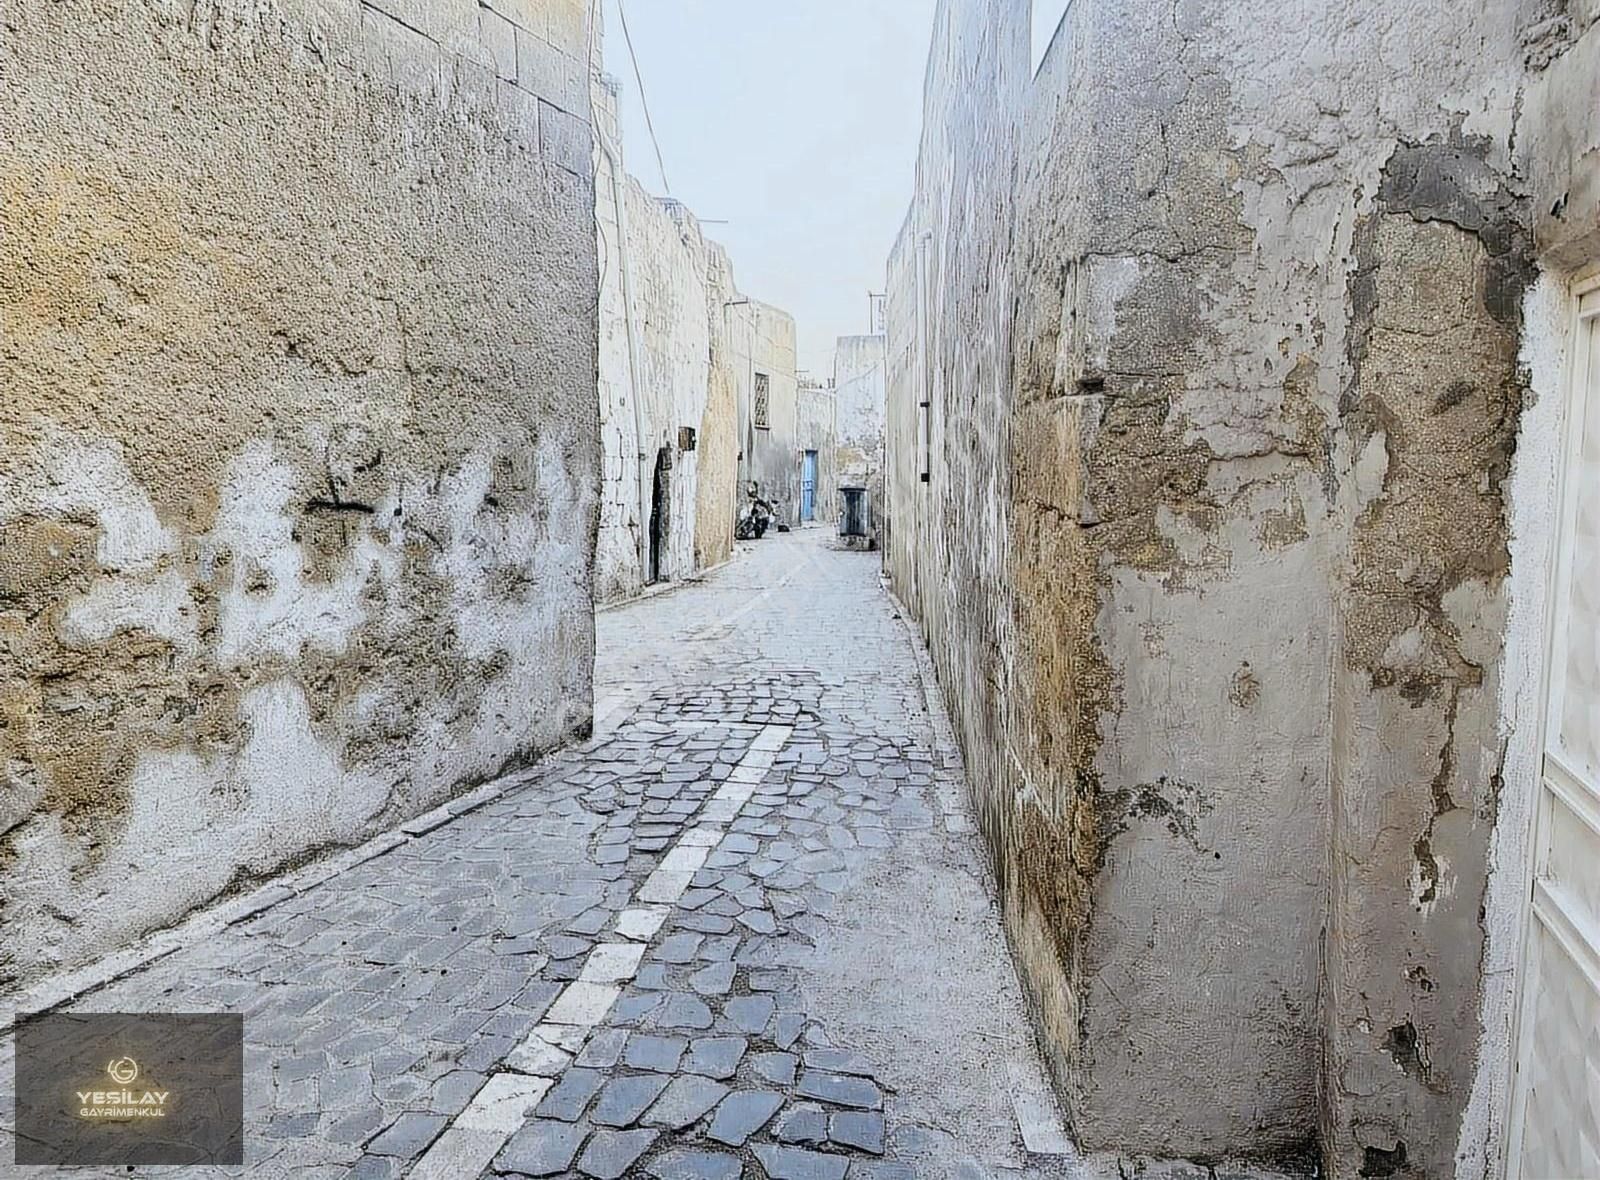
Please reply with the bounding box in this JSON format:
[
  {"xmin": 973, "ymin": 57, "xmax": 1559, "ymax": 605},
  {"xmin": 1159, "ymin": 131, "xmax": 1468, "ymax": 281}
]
[{"xmin": 839, "ymin": 486, "xmax": 869, "ymax": 539}]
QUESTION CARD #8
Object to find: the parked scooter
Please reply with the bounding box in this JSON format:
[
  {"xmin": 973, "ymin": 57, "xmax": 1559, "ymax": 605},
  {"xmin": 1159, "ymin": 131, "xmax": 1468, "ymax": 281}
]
[{"xmin": 735, "ymin": 484, "xmax": 776, "ymax": 540}]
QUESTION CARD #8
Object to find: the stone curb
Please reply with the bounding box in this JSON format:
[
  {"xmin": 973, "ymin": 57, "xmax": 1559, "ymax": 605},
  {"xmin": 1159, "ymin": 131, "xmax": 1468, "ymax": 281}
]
[{"xmin": 0, "ymin": 765, "xmax": 546, "ymax": 1036}]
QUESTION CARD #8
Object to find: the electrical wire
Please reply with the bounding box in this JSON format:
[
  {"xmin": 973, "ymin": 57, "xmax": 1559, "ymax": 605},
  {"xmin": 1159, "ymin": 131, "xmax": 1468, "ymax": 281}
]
[{"xmin": 616, "ymin": 0, "xmax": 671, "ymax": 195}]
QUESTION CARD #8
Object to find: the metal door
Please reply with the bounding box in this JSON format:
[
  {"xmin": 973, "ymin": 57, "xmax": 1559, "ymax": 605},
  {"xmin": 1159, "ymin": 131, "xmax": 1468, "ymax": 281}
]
[
  {"xmin": 1509, "ymin": 281, "xmax": 1600, "ymax": 1179},
  {"xmin": 801, "ymin": 450, "xmax": 817, "ymax": 522},
  {"xmin": 648, "ymin": 447, "xmax": 670, "ymax": 584}
]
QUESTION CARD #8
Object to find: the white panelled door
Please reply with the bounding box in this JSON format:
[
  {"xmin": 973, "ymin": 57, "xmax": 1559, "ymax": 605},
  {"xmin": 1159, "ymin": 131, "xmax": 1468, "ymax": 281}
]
[{"xmin": 1509, "ymin": 283, "xmax": 1600, "ymax": 1180}]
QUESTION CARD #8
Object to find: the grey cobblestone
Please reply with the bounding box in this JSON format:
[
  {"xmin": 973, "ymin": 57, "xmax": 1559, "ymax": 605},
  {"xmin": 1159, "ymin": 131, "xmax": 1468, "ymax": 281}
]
[
  {"xmin": 757, "ymin": 1142, "xmax": 852, "ymax": 1180},
  {"xmin": 684, "ymin": 1034, "xmax": 747, "ymax": 1079},
  {"xmin": 494, "ymin": 1117, "xmax": 587, "ymax": 1175},
  {"xmin": 535, "ymin": 1066, "xmax": 604, "ymax": 1121},
  {"xmin": 0, "ymin": 532, "xmax": 1074, "ymax": 1179},
  {"xmin": 589, "ymin": 1072, "xmax": 669, "ymax": 1126},
  {"xmin": 706, "ymin": 1087, "xmax": 784, "ymax": 1146},
  {"xmin": 645, "ymin": 1146, "xmax": 743, "ymax": 1179},
  {"xmin": 576, "ymin": 1126, "xmax": 658, "ymax": 1177},
  {"xmin": 644, "ymin": 1073, "xmax": 728, "ymax": 1128}
]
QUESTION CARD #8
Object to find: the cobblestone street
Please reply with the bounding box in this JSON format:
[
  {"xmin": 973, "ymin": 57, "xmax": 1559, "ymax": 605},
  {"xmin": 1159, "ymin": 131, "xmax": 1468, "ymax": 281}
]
[{"xmin": 2, "ymin": 530, "xmax": 1072, "ymax": 1179}]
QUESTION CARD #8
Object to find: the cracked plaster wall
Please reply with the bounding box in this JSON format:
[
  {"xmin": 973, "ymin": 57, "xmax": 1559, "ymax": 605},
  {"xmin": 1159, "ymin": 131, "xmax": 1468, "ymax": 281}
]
[
  {"xmin": 0, "ymin": 0, "xmax": 598, "ymax": 992},
  {"xmin": 886, "ymin": 0, "xmax": 1598, "ymax": 1174}
]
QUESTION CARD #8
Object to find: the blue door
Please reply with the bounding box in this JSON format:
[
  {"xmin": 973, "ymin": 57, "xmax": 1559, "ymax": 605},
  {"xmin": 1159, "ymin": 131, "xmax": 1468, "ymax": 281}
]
[{"xmin": 801, "ymin": 451, "xmax": 817, "ymax": 522}]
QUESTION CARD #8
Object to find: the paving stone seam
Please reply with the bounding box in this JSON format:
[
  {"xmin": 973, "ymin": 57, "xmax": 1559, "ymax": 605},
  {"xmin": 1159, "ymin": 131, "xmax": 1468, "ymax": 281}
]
[{"xmin": 406, "ymin": 721, "xmax": 794, "ymax": 1178}]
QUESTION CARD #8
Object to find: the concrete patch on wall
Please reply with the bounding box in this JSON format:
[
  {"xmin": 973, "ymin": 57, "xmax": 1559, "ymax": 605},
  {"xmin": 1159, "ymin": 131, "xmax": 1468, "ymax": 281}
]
[{"xmin": 1326, "ymin": 134, "xmax": 1534, "ymax": 1177}]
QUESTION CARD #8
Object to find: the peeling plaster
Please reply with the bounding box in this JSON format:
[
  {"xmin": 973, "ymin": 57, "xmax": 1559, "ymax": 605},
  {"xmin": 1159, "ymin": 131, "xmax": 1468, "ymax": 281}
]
[
  {"xmin": 0, "ymin": 0, "xmax": 599, "ymax": 991},
  {"xmin": 883, "ymin": 0, "xmax": 1586, "ymax": 1173}
]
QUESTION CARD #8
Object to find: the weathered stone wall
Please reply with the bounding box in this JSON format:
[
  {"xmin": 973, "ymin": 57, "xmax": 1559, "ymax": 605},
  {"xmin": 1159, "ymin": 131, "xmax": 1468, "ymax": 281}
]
[
  {"xmin": 592, "ymin": 61, "xmax": 802, "ymax": 596},
  {"xmin": 695, "ymin": 245, "xmax": 742, "ymax": 572},
  {"xmin": 834, "ymin": 334, "xmax": 886, "ymax": 542},
  {"xmin": 835, "ymin": 335, "xmax": 886, "ymax": 483},
  {"xmin": 734, "ymin": 301, "xmax": 803, "ymax": 525},
  {"xmin": 883, "ymin": 213, "xmax": 922, "ymax": 597},
  {"xmin": 0, "ymin": 0, "xmax": 598, "ymax": 991},
  {"xmin": 593, "ymin": 76, "xmax": 744, "ymax": 601},
  {"xmin": 886, "ymin": 0, "xmax": 1596, "ymax": 1173},
  {"xmin": 883, "ymin": 14, "xmax": 1027, "ymax": 1158}
]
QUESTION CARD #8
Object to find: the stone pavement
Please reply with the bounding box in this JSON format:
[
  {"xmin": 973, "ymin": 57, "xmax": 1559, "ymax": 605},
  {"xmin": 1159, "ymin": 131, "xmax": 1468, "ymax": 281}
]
[{"xmin": 1, "ymin": 529, "xmax": 1074, "ymax": 1179}]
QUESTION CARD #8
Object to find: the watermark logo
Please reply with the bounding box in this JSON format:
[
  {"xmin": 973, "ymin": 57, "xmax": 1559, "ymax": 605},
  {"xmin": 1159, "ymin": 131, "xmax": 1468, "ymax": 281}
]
[
  {"xmin": 13, "ymin": 1012, "xmax": 242, "ymax": 1164},
  {"xmin": 74, "ymin": 1055, "xmax": 170, "ymax": 1120}
]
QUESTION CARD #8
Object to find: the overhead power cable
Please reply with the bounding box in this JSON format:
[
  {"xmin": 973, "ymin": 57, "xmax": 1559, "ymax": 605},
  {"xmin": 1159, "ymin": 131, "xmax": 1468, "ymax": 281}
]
[{"xmin": 616, "ymin": 0, "xmax": 672, "ymax": 195}]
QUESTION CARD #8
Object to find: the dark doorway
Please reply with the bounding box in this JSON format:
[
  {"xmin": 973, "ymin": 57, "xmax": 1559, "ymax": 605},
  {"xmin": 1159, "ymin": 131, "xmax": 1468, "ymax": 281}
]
[{"xmin": 648, "ymin": 446, "xmax": 670, "ymax": 584}]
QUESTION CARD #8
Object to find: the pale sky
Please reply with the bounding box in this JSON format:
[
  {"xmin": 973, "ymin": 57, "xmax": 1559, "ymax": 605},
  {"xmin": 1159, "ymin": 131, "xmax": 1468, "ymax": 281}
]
[{"xmin": 599, "ymin": 0, "xmax": 936, "ymax": 377}]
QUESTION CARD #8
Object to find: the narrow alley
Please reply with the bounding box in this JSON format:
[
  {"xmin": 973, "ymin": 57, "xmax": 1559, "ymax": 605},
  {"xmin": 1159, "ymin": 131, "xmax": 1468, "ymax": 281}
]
[
  {"xmin": 5, "ymin": 1, "xmax": 1599, "ymax": 1176},
  {"xmin": 1, "ymin": 531, "xmax": 1077, "ymax": 1179}
]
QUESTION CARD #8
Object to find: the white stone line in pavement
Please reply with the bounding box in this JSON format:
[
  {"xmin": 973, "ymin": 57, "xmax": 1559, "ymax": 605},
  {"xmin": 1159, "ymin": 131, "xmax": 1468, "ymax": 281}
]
[
  {"xmin": 699, "ymin": 799, "xmax": 741, "ymax": 824},
  {"xmin": 580, "ymin": 942, "xmax": 646, "ymax": 983},
  {"xmin": 614, "ymin": 905, "xmax": 671, "ymax": 942},
  {"xmin": 636, "ymin": 870, "xmax": 696, "ymax": 905},
  {"xmin": 748, "ymin": 727, "xmax": 789, "ymax": 753},
  {"xmin": 658, "ymin": 844, "xmax": 712, "ymax": 875},
  {"xmin": 543, "ymin": 980, "xmax": 622, "ymax": 1027},
  {"xmin": 505, "ymin": 1025, "xmax": 579, "ymax": 1076},
  {"xmin": 441, "ymin": 720, "xmax": 794, "ymax": 1169},
  {"xmin": 409, "ymin": 1073, "xmax": 554, "ymax": 1180},
  {"xmin": 495, "ymin": 721, "xmax": 794, "ymax": 1109}
]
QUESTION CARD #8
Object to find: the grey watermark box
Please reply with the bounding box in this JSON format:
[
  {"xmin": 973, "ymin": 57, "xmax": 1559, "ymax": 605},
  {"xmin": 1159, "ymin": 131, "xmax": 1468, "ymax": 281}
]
[{"xmin": 12, "ymin": 1012, "xmax": 244, "ymax": 1165}]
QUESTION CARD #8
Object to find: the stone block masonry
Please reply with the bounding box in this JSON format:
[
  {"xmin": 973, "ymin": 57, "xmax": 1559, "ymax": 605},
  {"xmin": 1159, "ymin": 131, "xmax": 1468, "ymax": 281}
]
[{"xmin": 0, "ymin": 0, "xmax": 598, "ymax": 993}]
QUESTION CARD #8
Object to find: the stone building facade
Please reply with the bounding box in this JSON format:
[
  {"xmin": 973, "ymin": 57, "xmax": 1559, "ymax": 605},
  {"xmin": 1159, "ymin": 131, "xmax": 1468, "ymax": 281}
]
[
  {"xmin": 593, "ymin": 71, "xmax": 806, "ymax": 597},
  {"xmin": 733, "ymin": 300, "xmax": 805, "ymax": 527},
  {"xmin": 834, "ymin": 333, "xmax": 887, "ymax": 544},
  {"xmin": 796, "ymin": 377, "xmax": 839, "ymax": 528},
  {"xmin": 884, "ymin": 0, "xmax": 1600, "ymax": 1176},
  {"xmin": 0, "ymin": 0, "xmax": 599, "ymax": 992},
  {"xmin": 593, "ymin": 79, "xmax": 737, "ymax": 601}
]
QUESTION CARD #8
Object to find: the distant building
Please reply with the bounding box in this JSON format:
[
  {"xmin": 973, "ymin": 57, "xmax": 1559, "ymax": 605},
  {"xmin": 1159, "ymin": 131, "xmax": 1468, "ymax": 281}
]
[
  {"xmin": 833, "ymin": 334, "xmax": 886, "ymax": 548},
  {"xmin": 593, "ymin": 74, "xmax": 801, "ymax": 602},
  {"xmin": 796, "ymin": 376, "xmax": 838, "ymax": 530},
  {"xmin": 730, "ymin": 299, "xmax": 804, "ymax": 530}
]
